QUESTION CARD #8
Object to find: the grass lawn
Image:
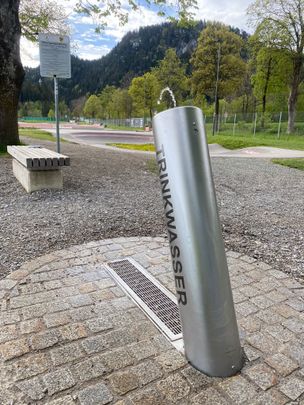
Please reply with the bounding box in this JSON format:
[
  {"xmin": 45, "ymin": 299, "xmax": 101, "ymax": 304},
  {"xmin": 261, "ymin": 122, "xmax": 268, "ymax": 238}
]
[
  {"xmin": 19, "ymin": 128, "xmax": 68, "ymax": 142},
  {"xmin": 108, "ymin": 130, "xmax": 304, "ymax": 152},
  {"xmin": 19, "ymin": 128, "xmax": 55, "ymax": 141},
  {"xmin": 272, "ymin": 158, "xmax": 304, "ymax": 171}
]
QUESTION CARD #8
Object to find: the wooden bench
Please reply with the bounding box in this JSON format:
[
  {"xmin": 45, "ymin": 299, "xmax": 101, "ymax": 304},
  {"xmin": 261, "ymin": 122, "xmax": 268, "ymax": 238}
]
[{"xmin": 7, "ymin": 146, "xmax": 70, "ymax": 193}]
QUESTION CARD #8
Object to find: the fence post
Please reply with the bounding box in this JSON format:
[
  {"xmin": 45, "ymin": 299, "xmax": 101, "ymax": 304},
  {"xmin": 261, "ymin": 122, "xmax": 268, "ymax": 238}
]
[
  {"xmin": 233, "ymin": 113, "xmax": 237, "ymax": 136},
  {"xmin": 253, "ymin": 112, "xmax": 257, "ymax": 136},
  {"xmin": 277, "ymin": 112, "xmax": 282, "ymax": 139}
]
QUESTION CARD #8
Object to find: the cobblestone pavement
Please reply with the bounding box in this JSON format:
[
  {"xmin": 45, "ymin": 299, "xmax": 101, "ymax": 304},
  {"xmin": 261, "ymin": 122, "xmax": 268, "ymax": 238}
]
[{"xmin": 1, "ymin": 237, "xmax": 304, "ymax": 404}]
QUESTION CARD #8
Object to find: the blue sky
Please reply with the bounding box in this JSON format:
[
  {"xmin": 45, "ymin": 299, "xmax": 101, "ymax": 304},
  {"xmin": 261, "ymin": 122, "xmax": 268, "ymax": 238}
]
[{"xmin": 21, "ymin": 0, "xmax": 253, "ymax": 67}]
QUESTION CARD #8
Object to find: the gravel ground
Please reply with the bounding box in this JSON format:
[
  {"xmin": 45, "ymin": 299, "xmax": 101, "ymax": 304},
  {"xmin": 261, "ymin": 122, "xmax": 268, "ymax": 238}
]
[{"xmin": 1, "ymin": 137, "xmax": 303, "ymax": 279}]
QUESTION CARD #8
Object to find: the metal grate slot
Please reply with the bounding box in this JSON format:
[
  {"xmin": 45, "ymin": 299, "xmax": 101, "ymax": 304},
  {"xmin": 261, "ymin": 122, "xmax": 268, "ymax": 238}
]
[{"xmin": 106, "ymin": 258, "xmax": 182, "ymax": 341}]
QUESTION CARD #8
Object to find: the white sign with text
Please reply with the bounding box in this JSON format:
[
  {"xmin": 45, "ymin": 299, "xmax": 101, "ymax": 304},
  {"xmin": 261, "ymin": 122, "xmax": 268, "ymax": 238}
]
[{"xmin": 39, "ymin": 33, "xmax": 71, "ymax": 78}]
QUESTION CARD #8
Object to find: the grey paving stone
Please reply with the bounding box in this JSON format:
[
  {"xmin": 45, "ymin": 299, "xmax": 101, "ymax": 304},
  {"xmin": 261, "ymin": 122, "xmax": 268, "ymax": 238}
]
[
  {"xmin": 287, "ymin": 298, "xmax": 304, "ymax": 312},
  {"xmin": 190, "ymin": 387, "xmax": 229, "ymax": 405},
  {"xmin": 50, "ymin": 342, "xmax": 84, "ymax": 366},
  {"xmin": 238, "ymin": 315, "xmax": 263, "ymax": 333},
  {"xmin": 265, "ymin": 324, "xmax": 295, "ymax": 343},
  {"xmin": 16, "ymin": 376, "xmax": 46, "ymax": 400},
  {"xmin": 181, "ymin": 366, "xmax": 212, "ymax": 389},
  {"xmin": 10, "ymin": 353, "xmax": 50, "ymax": 381},
  {"xmin": 108, "ymin": 369, "xmax": 139, "ymax": 395},
  {"xmin": 99, "ymin": 347, "xmax": 134, "ymax": 371},
  {"xmin": 246, "ymin": 332, "xmax": 278, "ymax": 354},
  {"xmin": 77, "ymin": 382, "xmax": 113, "ymax": 405},
  {"xmin": 0, "ymin": 337, "xmax": 30, "ymax": 360},
  {"xmin": 283, "ymin": 317, "xmax": 304, "ymax": 334},
  {"xmin": 218, "ymin": 375, "xmax": 258, "ymax": 404},
  {"xmin": 82, "ymin": 335, "xmax": 109, "ymax": 354},
  {"xmin": 244, "ymin": 345, "xmax": 261, "ymax": 361},
  {"xmin": 157, "ymin": 373, "xmax": 190, "ymax": 403},
  {"xmin": 43, "ymin": 368, "xmax": 76, "ymax": 396},
  {"xmin": 72, "ymin": 356, "xmax": 107, "ymax": 382},
  {"xmin": 86, "ymin": 317, "xmax": 113, "ymax": 333},
  {"xmin": 132, "ymin": 359, "xmax": 163, "ymax": 386},
  {"xmin": 265, "ymin": 353, "xmax": 299, "ymax": 376},
  {"xmin": 249, "ymin": 389, "xmax": 289, "ymax": 405},
  {"xmin": 279, "ymin": 377, "xmax": 304, "ymax": 400},
  {"xmin": 30, "ymin": 329, "xmax": 59, "ymax": 350},
  {"xmin": 44, "ymin": 311, "xmax": 71, "ymax": 328},
  {"xmin": 59, "ymin": 323, "xmax": 88, "ymax": 341},
  {"xmin": 155, "ymin": 349, "xmax": 187, "ymax": 372},
  {"xmin": 0, "ymin": 324, "xmax": 18, "ymax": 343},
  {"xmin": 255, "ymin": 308, "xmax": 285, "ymax": 325},
  {"xmin": 47, "ymin": 395, "xmax": 75, "ymax": 405},
  {"xmin": 20, "ymin": 318, "xmax": 45, "ymax": 335},
  {"xmin": 0, "ymin": 311, "xmax": 20, "ymax": 326},
  {"xmin": 275, "ymin": 303, "xmax": 299, "ymax": 318},
  {"xmin": 126, "ymin": 339, "xmax": 158, "ymax": 361},
  {"xmin": 243, "ymin": 363, "xmax": 278, "ymax": 390},
  {"xmin": 128, "ymin": 384, "xmax": 166, "ymax": 405},
  {"xmin": 235, "ymin": 301, "xmax": 259, "ymax": 317},
  {"xmin": 69, "ymin": 306, "xmax": 96, "ymax": 322},
  {"xmin": 250, "ymin": 295, "xmax": 274, "ymax": 309},
  {"xmin": 68, "ymin": 294, "xmax": 93, "ymax": 308}
]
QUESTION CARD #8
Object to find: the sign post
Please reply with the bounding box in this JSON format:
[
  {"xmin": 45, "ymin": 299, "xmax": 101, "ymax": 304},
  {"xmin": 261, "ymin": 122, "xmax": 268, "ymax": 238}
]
[
  {"xmin": 153, "ymin": 106, "xmax": 243, "ymax": 377},
  {"xmin": 39, "ymin": 34, "xmax": 71, "ymax": 153}
]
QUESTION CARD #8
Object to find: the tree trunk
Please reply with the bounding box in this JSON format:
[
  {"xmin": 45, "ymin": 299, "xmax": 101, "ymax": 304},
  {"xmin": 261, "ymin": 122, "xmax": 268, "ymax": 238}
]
[
  {"xmin": 287, "ymin": 57, "xmax": 302, "ymax": 134},
  {"xmin": 0, "ymin": 0, "xmax": 24, "ymax": 147},
  {"xmin": 261, "ymin": 57, "xmax": 272, "ymax": 128}
]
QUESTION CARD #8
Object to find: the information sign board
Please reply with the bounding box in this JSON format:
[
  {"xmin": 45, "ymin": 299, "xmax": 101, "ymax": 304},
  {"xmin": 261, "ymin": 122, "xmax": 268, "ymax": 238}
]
[{"xmin": 39, "ymin": 34, "xmax": 71, "ymax": 78}]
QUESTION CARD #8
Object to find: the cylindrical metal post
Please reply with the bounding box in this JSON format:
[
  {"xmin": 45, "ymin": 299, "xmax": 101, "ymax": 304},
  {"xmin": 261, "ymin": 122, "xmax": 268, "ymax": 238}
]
[
  {"xmin": 54, "ymin": 76, "xmax": 60, "ymax": 153},
  {"xmin": 253, "ymin": 112, "xmax": 257, "ymax": 137},
  {"xmin": 233, "ymin": 113, "xmax": 237, "ymax": 136},
  {"xmin": 153, "ymin": 106, "xmax": 243, "ymax": 377},
  {"xmin": 277, "ymin": 111, "xmax": 282, "ymax": 139}
]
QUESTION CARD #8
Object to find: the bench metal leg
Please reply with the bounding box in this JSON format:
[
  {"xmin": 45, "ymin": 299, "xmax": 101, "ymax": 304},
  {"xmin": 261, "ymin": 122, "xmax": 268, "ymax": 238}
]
[{"xmin": 12, "ymin": 160, "xmax": 63, "ymax": 193}]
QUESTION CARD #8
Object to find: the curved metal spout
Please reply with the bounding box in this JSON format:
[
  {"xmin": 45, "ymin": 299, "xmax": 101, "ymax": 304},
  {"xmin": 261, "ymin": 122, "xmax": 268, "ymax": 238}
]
[{"xmin": 158, "ymin": 87, "xmax": 177, "ymax": 108}]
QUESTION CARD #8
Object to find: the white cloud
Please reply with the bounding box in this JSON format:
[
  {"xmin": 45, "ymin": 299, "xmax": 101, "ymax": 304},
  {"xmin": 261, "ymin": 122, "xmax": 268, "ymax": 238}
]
[
  {"xmin": 195, "ymin": 0, "xmax": 253, "ymax": 31},
  {"xmin": 104, "ymin": 6, "xmax": 164, "ymax": 41},
  {"xmin": 20, "ymin": 0, "xmax": 253, "ymax": 67},
  {"xmin": 20, "ymin": 38, "xmax": 40, "ymax": 68}
]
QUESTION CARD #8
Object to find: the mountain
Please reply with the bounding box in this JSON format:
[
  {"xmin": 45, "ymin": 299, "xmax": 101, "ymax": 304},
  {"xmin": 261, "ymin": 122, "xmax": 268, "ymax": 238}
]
[{"xmin": 20, "ymin": 21, "xmax": 249, "ymax": 107}]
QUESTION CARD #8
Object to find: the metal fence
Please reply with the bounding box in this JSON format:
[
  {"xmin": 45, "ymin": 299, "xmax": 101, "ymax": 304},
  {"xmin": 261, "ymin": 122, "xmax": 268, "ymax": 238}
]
[{"xmin": 103, "ymin": 112, "xmax": 304, "ymax": 137}]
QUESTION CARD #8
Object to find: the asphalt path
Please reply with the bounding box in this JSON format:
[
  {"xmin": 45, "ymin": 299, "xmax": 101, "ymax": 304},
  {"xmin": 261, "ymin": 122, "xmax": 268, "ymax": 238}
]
[
  {"xmin": 56, "ymin": 128, "xmax": 154, "ymax": 145},
  {"xmin": 19, "ymin": 122, "xmax": 304, "ymax": 158}
]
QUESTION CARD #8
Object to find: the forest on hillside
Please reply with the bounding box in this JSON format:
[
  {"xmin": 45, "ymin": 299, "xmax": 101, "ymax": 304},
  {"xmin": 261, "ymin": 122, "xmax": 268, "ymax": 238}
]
[{"xmin": 20, "ymin": 10, "xmax": 304, "ymax": 134}]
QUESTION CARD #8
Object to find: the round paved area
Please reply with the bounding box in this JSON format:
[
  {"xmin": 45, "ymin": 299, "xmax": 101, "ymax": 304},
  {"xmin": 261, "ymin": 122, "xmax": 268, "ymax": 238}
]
[{"xmin": 1, "ymin": 237, "xmax": 304, "ymax": 404}]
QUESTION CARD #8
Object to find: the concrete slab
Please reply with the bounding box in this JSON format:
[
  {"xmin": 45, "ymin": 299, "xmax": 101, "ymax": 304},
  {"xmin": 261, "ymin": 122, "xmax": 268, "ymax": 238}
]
[{"xmin": 12, "ymin": 159, "xmax": 63, "ymax": 193}]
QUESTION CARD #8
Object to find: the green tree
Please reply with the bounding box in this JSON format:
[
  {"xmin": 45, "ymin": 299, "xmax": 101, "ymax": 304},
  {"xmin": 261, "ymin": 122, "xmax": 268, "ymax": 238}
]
[
  {"xmin": 1, "ymin": 0, "xmax": 196, "ymax": 149},
  {"xmin": 248, "ymin": 0, "xmax": 304, "ymax": 133},
  {"xmin": 191, "ymin": 22, "xmax": 246, "ymax": 131},
  {"xmin": 129, "ymin": 72, "xmax": 160, "ymax": 121},
  {"xmin": 99, "ymin": 86, "xmax": 117, "ymax": 119},
  {"xmin": 110, "ymin": 89, "xmax": 133, "ymax": 118},
  {"xmin": 251, "ymin": 47, "xmax": 290, "ymax": 121},
  {"xmin": 153, "ymin": 48, "xmax": 188, "ymax": 108},
  {"xmin": 48, "ymin": 108, "xmax": 55, "ymax": 119},
  {"xmin": 83, "ymin": 95, "xmax": 102, "ymax": 119}
]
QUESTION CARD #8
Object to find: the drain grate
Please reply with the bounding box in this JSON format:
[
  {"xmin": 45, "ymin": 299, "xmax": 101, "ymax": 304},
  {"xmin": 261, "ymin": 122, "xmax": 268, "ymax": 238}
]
[{"xmin": 106, "ymin": 258, "xmax": 182, "ymax": 341}]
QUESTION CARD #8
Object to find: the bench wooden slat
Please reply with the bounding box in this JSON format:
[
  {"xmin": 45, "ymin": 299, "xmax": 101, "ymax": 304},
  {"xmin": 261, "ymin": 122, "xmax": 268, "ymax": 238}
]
[
  {"xmin": 7, "ymin": 146, "xmax": 33, "ymax": 168},
  {"xmin": 7, "ymin": 146, "xmax": 70, "ymax": 169}
]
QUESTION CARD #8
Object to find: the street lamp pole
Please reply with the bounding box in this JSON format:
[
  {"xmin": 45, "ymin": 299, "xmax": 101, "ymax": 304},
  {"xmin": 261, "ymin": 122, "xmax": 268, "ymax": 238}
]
[{"xmin": 212, "ymin": 44, "xmax": 221, "ymax": 136}]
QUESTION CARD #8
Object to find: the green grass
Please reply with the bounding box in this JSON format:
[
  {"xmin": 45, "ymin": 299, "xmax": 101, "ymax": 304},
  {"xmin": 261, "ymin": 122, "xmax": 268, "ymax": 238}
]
[
  {"xmin": 108, "ymin": 130, "xmax": 304, "ymax": 152},
  {"xmin": 19, "ymin": 128, "xmax": 68, "ymax": 142},
  {"xmin": 108, "ymin": 143, "xmax": 155, "ymax": 151},
  {"xmin": 105, "ymin": 125, "xmax": 146, "ymax": 132},
  {"xmin": 19, "ymin": 128, "xmax": 55, "ymax": 141},
  {"xmin": 272, "ymin": 158, "xmax": 304, "ymax": 171}
]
